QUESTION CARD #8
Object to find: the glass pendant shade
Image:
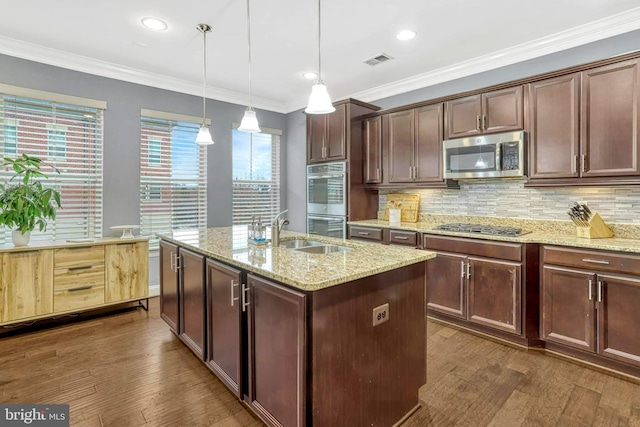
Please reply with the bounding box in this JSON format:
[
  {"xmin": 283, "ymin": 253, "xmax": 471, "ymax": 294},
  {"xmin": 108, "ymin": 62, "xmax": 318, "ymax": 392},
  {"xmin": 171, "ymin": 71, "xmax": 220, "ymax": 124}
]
[
  {"xmin": 238, "ymin": 108, "xmax": 261, "ymax": 133},
  {"xmin": 196, "ymin": 125, "xmax": 214, "ymax": 145},
  {"xmin": 305, "ymin": 83, "xmax": 335, "ymax": 114}
]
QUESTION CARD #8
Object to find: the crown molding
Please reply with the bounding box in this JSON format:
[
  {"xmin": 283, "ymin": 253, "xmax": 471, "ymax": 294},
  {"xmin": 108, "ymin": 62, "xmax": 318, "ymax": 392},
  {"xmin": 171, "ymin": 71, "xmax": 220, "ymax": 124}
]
[
  {"xmin": 286, "ymin": 7, "xmax": 640, "ymax": 112},
  {"xmin": 0, "ymin": 35, "xmax": 288, "ymax": 114}
]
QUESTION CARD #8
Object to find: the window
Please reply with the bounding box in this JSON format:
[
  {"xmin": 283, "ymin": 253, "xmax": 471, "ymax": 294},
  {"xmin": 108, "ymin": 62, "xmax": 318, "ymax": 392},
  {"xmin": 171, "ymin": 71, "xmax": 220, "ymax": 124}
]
[
  {"xmin": 232, "ymin": 127, "xmax": 282, "ymax": 225},
  {"xmin": 0, "ymin": 84, "xmax": 105, "ymax": 243},
  {"xmin": 140, "ymin": 109, "xmax": 208, "ymax": 250}
]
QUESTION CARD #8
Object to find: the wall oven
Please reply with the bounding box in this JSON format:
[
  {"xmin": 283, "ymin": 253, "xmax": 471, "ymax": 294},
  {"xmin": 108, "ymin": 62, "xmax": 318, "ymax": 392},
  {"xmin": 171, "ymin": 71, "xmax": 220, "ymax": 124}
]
[
  {"xmin": 307, "ymin": 161, "xmax": 347, "ymax": 238},
  {"xmin": 443, "ymin": 131, "xmax": 526, "ymax": 179}
]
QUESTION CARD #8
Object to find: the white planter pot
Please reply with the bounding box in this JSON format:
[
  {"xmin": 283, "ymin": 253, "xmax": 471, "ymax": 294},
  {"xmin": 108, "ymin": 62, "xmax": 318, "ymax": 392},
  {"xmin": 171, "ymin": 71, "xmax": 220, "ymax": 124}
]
[
  {"xmin": 389, "ymin": 208, "xmax": 401, "ymax": 225},
  {"xmin": 12, "ymin": 230, "xmax": 31, "ymax": 246}
]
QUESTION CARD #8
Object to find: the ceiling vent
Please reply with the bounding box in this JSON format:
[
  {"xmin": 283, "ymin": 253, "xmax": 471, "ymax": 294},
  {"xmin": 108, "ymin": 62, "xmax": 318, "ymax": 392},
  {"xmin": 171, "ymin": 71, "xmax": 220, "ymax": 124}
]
[{"xmin": 363, "ymin": 53, "xmax": 394, "ymax": 66}]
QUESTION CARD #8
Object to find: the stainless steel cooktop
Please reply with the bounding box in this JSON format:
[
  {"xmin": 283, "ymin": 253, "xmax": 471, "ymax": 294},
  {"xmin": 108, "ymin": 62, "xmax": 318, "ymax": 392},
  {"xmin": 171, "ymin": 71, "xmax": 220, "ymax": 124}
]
[{"xmin": 433, "ymin": 223, "xmax": 530, "ymax": 237}]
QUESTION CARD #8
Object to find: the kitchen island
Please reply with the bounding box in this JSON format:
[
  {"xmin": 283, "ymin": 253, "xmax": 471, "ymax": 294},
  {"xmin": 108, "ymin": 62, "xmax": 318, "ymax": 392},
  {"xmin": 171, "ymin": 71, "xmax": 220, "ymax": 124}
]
[{"xmin": 158, "ymin": 227, "xmax": 434, "ymax": 427}]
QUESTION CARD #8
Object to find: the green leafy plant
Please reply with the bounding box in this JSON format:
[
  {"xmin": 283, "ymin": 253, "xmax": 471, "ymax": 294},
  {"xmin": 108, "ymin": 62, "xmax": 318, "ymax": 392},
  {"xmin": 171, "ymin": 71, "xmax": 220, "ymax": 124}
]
[{"xmin": 0, "ymin": 154, "xmax": 62, "ymax": 233}]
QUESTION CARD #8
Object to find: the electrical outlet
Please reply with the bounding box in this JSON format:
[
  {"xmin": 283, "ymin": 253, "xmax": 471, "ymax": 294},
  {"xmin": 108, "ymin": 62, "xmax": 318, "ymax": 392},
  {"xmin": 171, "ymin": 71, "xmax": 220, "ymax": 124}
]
[{"xmin": 372, "ymin": 303, "xmax": 389, "ymax": 326}]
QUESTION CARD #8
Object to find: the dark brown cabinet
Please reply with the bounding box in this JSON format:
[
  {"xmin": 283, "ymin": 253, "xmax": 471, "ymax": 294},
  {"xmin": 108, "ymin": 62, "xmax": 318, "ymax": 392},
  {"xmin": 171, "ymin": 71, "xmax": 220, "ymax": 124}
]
[
  {"xmin": 247, "ymin": 274, "xmax": 306, "ymax": 427},
  {"xmin": 426, "ymin": 252, "xmax": 466, "ymax": 319},
  {"xmin": 363, "ymin": 116, "xmax": 382, "ymax": 184},
  {"xmin": 307, "ymin": 104, "xmax": 346, "ymax": 163},
  {"xmin": 385, "ymin": 104, "xmax": 444, "ymax": 184},
  {"xmin": 445, "ymin": 86, "xmax": 523, "ymax": 139},
  {"xmin": 206, "ymin": 259, "xmax": 243, "ymax": 398},
  {"xmin": 179, "ymin": 248, "xmax": 206, "ymax": 360},
  {"xmin": 159, "ymin": 240, "xmax": 179, "ymax": 332},
  {"xmin": 542, "ymin": 246, "xmax": 640, "ymax": 370}
]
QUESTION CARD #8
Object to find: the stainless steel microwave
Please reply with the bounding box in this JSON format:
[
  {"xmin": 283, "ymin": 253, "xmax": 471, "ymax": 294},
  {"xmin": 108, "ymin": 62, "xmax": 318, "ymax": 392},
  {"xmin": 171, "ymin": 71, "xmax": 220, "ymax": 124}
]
[{"xmin": 443, "ymin": 131, "xmax": 526, "ymax": 179}]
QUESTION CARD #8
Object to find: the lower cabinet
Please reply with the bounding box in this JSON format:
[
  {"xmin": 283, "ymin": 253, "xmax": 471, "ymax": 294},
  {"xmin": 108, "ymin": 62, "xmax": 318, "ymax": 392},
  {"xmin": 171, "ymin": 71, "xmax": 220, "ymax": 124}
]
[
  {"xmin": 179, "ymin": 248, "xmax": 206, "ymax": 360},
  {"xmin": 542, "ymin": 245, "xmax": 640, "ymax": 370},
  {"xmin": 159, "ymin": 240, "xmax": 179, "ymax": 332}
]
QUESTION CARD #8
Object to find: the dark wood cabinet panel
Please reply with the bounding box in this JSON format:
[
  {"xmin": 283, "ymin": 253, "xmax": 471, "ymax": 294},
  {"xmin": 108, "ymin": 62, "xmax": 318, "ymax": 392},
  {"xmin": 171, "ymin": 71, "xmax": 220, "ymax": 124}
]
[
  {"xmin": 482, "ymin": 86, "xmax": 524, "ymax": 134},
  {"xmin": 387, "ymin": 110, "xmax": 414, "ymax": 183},
  {"xmin": 363, "ymin": 116, "xmax": 382, "ymax": 184},
  {"xmin": 426, "ymin": 252, "xmax": 466, "ymax": 319},
  {"xmin": 206, "ymin": 260, "xmax": 243, "ymax": 398},
  {"xmin": 389, "ymin": 229, "xmax": 419, "ymax": 247},
  {"xmin": 541, "ymin": 266, "xmax": 596, "ymax": 352},
  {"xmin": 468, "ymin": 257, "xmax": 521, "ymax": 334},
  {"xmin": 179, "ymin": 248, "xmax": 206, "ymax": 360},
  {"xmin": 581, "ymin": 59, "xmax": 640, "ymax": 177},
  {"xmin": 247, "ymin": 275, "xmax": 306, "ymax": 427},
  {"xmin": 445, "ymin": 95, "xmax": 482, "ymax": 138},
  {"xmin": 159, "ymin": 240, "xmax": 179, "ymax": 332},
  {"xmin": 348, "ymin": 225, "xmax": 384, "ymax": 242},
  {"xmin": 326, "ymin": 104, "xmax": 347, "ymax": 161},
  {"xmin": 527, "ymin": 73, "xmax": 580, "ymax": 179},
  {"xmin": 597, "ymin": 273, "xmax": 640, "ymax": 367},
  {"xmin": 542, "ymin": 245, "xmax": 640, "ymax": 276},
  {"xmin": 307, "ymin": 114, "xmax": 326, "ymax": 163},
  {"xmin": 424, "ymin": 234, "xmax": 522, "ymax": 262},
  {"xmin": 415, "ymin": 104, "xmax": 443, "ymax": 182}
]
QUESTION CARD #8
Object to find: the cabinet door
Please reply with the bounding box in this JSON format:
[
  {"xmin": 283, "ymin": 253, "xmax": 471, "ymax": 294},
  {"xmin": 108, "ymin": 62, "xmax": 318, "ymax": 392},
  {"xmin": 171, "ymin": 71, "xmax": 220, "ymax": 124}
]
[
  {"xmin": 247, "ymin": 274, "xmax": 306, "ymax": 427},
  {"xmin": 387, "ymin": 110, "xmax": 414, "ymax": 183},
  {"xmin": 414, "ymin": 104, "xmax": 443, "ymax": 182},
  {"xmin": 426, "ymin": 252, "xmax": 467, "ymax": 319},
  {"xmin": 105, "ymin": 242, "xmax": 149, "ymax": 303},
  {"xmin": 363, "ymin": 116, "xmax": 382, "ymax": 184},
  {"xmin": 159, "ymin": 240, "xmax": 179, "ymax": 332},
  {"xmin": 482, "ymin": 86, "xmax": 524, "ymax": 134},
  {"xmin": 326, "ymin": 104, "xmax": 347, "ymax": 161},
  {"xmin": 0, "ymin": 250, "xmax": 53, "ymax": 323},
  {"xmin": 307, "ymin": 114, "xmax": 326, "ymax": 163},
  {"xmin": 445, "ymin": 94, "xmax": 482, "ymax": 139},
  {"xmin": 179, "ymin": 248, "xmax": 206, "ymax": 360},
  {"xmin": 541, "ymin": 266, "xmax": 596, "ymax": 352},
  {"xmin": 597, "ymin": 273, "xmax": 640, "ymax": 367},
  {"xmin": 527, "ymin": 74, "xmax": 580, "ymax": 179},
  {"xmin": 206, "ymin": 260, "xmax": 243, "ymax": 398},
  {"xmin": 581, "ymin": 59, "xmax": 640, "ymax": 177},
  {"xmin": 468, "ymin": 257, "xmax": 521, "ymax": 334}
]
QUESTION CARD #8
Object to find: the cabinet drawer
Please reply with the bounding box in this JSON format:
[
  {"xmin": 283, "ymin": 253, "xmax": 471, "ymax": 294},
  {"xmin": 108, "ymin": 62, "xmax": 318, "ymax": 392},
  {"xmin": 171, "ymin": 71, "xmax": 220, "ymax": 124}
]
[
  {"xmin": 349, "ymin": 226, "xmax": 383, "ymax": 242},
  {"xmin": 54, "ymin": 246, "xmax": 105, "ymax": 269},
  {"xmin": 54, "ymin": 285, "xmax": 104, "ymax": 312},
  {"xmin": 54, "ymin": 265, "xmax": 105, "ymax": 290},
  {"xmin": 423, "ymin": 234, "xmax": 522, "ymax": 262},
  {"xmin": 389, "ymin": 230, "xmax": 419, "ymax": 247},
  {"xmin": 542, "ymin": 246, "xmax": 640, "ymax": 275}
]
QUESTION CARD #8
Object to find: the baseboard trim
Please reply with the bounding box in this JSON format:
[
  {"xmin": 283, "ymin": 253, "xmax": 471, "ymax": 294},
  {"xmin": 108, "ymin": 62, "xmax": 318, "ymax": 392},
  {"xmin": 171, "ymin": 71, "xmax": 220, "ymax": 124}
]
[{"xmin": 149, "ymin": 284, "xmax": 160, "ymax": 297}]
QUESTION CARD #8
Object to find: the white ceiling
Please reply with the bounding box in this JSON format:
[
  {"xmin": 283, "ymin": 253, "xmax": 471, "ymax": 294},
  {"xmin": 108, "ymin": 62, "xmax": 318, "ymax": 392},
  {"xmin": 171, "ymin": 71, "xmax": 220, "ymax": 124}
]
[{"xmin": 2, "ymin": 1, "xmax": 640, "ymax": 113}]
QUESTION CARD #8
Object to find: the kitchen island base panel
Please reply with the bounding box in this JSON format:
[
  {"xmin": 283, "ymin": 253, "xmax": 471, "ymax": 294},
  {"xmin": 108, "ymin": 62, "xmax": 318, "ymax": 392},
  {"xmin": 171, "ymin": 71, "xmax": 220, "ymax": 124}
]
[{"xmin": 311, "ymin": 262, "xmax": 426, "ymax": 427}]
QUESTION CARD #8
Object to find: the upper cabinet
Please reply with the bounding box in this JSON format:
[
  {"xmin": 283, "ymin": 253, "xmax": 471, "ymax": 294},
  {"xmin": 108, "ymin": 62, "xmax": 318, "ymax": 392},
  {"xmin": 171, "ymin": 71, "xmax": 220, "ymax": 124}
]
[
  {"xmin": 445, "ymin": 86, "xmax": 524, "ymax": 139},
  {"xmin": 527, "ymin": 58, "xmax": 640, "ymax": 185},
  {"xmin": 307, "ymin": 104, "xmax": 347, "ymax": 163}
]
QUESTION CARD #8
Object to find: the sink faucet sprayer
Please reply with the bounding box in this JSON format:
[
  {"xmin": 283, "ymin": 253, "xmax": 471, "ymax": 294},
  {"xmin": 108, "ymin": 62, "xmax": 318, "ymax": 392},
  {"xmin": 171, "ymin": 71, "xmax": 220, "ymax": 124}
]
[{"xmin": 271, "ymin": 210, "xmax": 289, "ymax": 247}]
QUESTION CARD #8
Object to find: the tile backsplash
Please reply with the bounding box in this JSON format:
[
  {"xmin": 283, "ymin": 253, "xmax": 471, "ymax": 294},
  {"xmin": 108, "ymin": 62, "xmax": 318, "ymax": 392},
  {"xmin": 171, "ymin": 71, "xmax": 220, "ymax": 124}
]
[{"xmin": 379, "ymin": 179, "xmax": 640, "ymax": 224}]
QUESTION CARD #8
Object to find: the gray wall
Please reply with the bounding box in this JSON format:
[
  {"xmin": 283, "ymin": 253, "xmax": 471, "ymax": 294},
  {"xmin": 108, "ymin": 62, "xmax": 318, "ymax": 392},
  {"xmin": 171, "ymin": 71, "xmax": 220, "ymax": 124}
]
[
  {"xmin": 285, "ymin": 29, "xmax": 640, "ymax": 232},
  {"xmin": 0, "ymin": 54, "xmax": 288, "ymax": 235}
]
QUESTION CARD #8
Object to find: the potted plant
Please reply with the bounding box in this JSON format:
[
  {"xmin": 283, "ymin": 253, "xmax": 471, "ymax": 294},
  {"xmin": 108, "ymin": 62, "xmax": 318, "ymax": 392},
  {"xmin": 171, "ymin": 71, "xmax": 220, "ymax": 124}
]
[{"xmin": 0, "ymin": 154, "xmax": 61, "ymax": 246}]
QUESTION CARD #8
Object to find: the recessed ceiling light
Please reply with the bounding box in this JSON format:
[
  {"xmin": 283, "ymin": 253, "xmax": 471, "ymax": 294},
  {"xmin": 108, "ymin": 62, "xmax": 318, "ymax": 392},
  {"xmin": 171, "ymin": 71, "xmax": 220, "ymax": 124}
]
[
  {"xmin": 396, "ymin": 30, "xmax": 416, "ymax": 41},
  {"xmin": 141, "ymin": 17, "xmax": 168, "ymax": 31},
  {"xmin": 303, "ymin": 72, "xmax": 318, "ymax": 80}
]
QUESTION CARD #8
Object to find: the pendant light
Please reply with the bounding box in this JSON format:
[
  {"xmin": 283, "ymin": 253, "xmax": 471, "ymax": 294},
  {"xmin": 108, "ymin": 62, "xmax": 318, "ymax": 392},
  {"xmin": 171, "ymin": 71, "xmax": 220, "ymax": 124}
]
[
  {"xmin": 195, "ymin": 23, "xmax": 214, "ymax": 145},
  {"xmin": 238, "ymin": 0, "xmax": 261, "ymax": 133},
  {"xmin": 305, "ymin": 0, "xmax": 335, "ymax": 114}
]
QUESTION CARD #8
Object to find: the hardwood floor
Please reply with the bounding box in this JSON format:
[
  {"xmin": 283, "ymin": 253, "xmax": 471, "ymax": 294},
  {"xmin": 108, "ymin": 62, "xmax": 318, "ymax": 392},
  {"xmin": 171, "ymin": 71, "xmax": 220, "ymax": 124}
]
[{"xmin": 1, "ymin": 298, "xmax": 639, "ymax": 426}]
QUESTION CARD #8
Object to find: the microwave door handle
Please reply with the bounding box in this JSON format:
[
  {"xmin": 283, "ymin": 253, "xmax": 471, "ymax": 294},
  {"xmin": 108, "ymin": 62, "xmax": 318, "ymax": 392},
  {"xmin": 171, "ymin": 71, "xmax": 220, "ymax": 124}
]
[{"xmin": 495, "ymin": 143, "xmax": 502, "ymax": 171}]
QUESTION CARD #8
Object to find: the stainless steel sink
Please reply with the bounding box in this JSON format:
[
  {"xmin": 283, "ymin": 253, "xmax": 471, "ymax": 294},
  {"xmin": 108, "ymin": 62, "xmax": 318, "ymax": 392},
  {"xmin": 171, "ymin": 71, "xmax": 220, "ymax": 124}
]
[
  {"xmin": 279, "ymin": 239, "xmax": 326, "ymax": 249},
  {"xmin": 293, "ymin": 244, "xmax": 351, "ymax": 254}
]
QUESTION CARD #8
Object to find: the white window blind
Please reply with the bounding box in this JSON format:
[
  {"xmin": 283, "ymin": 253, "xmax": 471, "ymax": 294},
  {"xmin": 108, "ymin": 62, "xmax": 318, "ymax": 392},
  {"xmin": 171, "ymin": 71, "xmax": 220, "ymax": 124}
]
[
  {"xmin": 140, "ymin": 112, "xmax": 207, "ymax": 250},
  {"xmin": 232, "ymin": 128, "xmax": 281, "ymax": 225},
  {"xmin": 0, "ymin": 92, "xmax": 104, "ymax": 243}
]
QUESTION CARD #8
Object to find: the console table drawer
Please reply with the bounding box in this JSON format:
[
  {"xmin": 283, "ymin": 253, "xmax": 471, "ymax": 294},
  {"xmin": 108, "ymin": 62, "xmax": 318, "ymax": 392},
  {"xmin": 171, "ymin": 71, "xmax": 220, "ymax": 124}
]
[
  {"xmin": 54, "ymin": 265, "xmax": 105, "ymax": 290},
  {"xmin": 54, "ymin": 245, "xmax": 105, "ymax": 270},
  {"xmin": 54, "ymin": 285, "xmax": 104, "ymax": 312}
]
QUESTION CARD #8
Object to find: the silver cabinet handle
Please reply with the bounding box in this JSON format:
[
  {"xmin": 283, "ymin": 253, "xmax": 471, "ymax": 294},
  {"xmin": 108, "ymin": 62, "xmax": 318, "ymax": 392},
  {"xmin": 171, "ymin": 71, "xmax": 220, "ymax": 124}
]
[
  {"xmin": 467, "ymin": 262, "xmax": 471, "ymax": 279},
  {"xmin": 572, "ymin": 155, "xmax": 578, "ymax": 174},
  {"xmin": 376, "ymin": 168, "xmax": 380, "ymax": 181},
  {"xmin": 581, "ymin": 154, "xmax": 586, "ymax": 173},
  {"xmin": 241, "ymin": 283, "xmax": 250, "ymax": 312},
  {"xmin": 358, "ymin": 231, "xmax": 370, "ymax": 235},
  {"xmin": 170, "ymin": 251, "xmax": 176, "ymax": 271},
  {"xmin": 582, "ymin": 258, "xmax": 610, "ymax": 265},
  {"xmin": 482, "ymin": 115, "xmax": 487, "ymax": 131},
  {"xmin": 69, "ymin": 285, "xmax": 92, "ymax": 292},
  {"xmin": 394, "ymin": 236, "xmax": 409, "ymax": 240},
  {"xmin": 476, "ymin": 115, "xmax": 481, "ymax": 130},
  {"xmin": 175, "ymin": 255, "xmax": 182, "ymax": 270},
  {"xmin": 588, "ymin": 279, "xmax": 593, "ymax": 301},
  {"xmin": 598, "ymin": 280, "xmax": 603, "ymax": 303},
  {"xmin": 461, "ymin": 261, "xmax": 465, "ymax": 279},
  {"xmin": 230, "ymin": 280, "xmax": 240, "ymax": 307}
]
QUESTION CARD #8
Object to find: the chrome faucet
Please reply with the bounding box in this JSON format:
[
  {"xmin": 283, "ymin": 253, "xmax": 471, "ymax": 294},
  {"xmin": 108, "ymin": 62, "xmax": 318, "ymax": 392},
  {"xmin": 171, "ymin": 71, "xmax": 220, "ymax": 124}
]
[{"xmin": 271, "ymin": 209, "xmax": 289, "ymax": 247}]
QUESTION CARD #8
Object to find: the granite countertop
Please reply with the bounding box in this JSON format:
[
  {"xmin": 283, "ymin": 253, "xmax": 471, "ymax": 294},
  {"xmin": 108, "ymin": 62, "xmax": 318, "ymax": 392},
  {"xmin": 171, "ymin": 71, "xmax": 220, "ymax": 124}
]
[
  {"xmin": 157, "ymin": 227, "xmax": 434, "ymax": 291},
  {"xmin": 349, "ymin": 219, "xmax": 640, "ymax": 254}
]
